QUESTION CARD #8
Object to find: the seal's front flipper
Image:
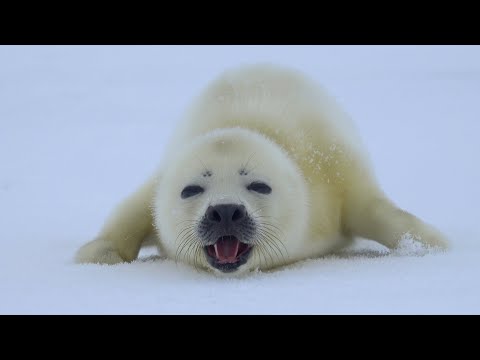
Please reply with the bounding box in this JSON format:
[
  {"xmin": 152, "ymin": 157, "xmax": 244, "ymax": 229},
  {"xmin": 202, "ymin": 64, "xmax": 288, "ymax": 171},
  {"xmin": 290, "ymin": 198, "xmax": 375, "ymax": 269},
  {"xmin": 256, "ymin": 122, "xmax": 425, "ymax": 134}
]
[
  {"xmin": 75, "ymin": 175, "xmax": 159, "ymax": 264},
  {"xmin": 344, "ymin": 193, "xmax": 449, "ymax": 251}
]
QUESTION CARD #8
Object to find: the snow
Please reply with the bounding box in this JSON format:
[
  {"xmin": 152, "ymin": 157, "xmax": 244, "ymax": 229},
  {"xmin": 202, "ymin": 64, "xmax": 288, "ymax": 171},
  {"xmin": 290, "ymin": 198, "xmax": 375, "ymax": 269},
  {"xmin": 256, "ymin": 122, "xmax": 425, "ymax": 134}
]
[{"xmin": 1, "ymin": 45, "xmax": 479, "ymax": 314}]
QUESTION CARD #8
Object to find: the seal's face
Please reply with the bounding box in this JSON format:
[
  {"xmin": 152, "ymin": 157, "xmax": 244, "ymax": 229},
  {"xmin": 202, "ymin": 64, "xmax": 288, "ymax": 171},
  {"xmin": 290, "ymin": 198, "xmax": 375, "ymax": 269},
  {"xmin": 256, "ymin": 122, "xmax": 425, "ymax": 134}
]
[{"xmin": 155, "ymin": 128, "xmax": 308, "ymax": 275}]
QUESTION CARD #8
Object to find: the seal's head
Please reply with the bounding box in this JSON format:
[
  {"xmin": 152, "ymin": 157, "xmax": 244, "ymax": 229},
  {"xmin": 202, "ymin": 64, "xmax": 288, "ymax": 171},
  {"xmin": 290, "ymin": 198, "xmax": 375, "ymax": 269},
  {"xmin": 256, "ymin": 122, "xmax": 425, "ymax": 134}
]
[{"xmin": 154, "ymin": 128, "xmax": 308, "ymax": 275}]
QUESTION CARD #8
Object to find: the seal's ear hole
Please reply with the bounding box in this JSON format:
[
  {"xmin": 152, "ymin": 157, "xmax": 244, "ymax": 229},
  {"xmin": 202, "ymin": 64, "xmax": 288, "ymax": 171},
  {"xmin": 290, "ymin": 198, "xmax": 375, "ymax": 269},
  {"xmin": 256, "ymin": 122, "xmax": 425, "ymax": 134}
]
[
  {"xmin": 247, "ymin": 182, "xmax": 272, "ymax": 194},
  {"xmin": 181, "ymin": 185, "xmax": 204, "ymax": 199}
]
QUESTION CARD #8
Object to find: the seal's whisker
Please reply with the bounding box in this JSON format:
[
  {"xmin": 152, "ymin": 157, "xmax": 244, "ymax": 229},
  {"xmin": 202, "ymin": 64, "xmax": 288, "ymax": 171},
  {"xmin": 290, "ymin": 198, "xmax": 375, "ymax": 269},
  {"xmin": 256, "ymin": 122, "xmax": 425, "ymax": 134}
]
[
  {"xmin": 175, "ymin": 232, "xmax": 197, "ymax": 263},
  {"xmin": 257, "ymin": 230, "xmax": 286, "ymax": 263}
]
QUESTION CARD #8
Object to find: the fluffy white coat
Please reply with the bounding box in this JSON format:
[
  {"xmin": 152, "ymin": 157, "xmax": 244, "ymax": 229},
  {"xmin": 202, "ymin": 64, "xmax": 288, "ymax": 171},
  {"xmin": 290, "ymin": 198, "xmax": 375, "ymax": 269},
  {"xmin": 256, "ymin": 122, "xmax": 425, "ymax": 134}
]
[{"xmin": 75, "ymin": 64, "xmax": 448, "ymax": 274}]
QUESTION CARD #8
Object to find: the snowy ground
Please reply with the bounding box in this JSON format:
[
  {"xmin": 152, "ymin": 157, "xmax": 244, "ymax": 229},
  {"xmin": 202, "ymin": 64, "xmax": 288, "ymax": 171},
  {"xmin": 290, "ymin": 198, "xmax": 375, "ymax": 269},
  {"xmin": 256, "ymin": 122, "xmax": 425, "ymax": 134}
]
[{"xmin": 1, "ymin": 45, "xmax": 479, "ymax": 314}]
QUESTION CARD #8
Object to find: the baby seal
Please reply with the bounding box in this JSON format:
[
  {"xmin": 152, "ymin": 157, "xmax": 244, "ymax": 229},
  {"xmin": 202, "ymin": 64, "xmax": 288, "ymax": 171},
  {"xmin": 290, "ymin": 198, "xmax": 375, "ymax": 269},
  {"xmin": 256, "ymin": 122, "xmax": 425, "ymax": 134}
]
[{"xmin": 75, "ymin": 64, "xmax": 448, "ymax": 275}]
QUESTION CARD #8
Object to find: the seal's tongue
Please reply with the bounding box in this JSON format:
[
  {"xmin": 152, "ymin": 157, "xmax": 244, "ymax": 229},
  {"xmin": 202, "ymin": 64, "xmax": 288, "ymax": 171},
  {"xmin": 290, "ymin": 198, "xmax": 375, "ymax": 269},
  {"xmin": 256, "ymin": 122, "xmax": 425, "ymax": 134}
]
[{"xmin": 214, "ymin": 236, "xmax": 240, "ymax": 263}]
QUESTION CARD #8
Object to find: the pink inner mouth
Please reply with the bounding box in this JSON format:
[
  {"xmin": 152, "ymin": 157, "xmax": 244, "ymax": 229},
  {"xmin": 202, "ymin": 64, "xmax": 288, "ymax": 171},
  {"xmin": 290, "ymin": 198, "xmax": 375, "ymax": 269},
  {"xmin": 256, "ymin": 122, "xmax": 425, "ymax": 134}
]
[{"xmin": 206, "ymin": 236, "xmax": 251, "ymax": 264}]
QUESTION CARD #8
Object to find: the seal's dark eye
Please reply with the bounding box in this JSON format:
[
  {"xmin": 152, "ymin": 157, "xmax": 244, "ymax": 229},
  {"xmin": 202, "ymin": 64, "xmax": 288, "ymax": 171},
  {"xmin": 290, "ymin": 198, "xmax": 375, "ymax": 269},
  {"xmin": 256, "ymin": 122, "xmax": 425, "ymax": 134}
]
[
  {"xmin": 181, "ymin": 185, "xmax": 204, "ymax": 199},
  {"xmin": 247, "ymin": 182, "xmax": 272, "ymax": 194}
]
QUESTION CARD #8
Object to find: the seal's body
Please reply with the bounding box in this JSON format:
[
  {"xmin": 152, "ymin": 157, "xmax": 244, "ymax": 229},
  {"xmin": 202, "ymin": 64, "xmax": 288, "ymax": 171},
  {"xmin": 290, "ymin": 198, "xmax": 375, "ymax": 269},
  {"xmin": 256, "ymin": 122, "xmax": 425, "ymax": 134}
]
[{"xmin": 75, "ymin": 64, "xmax": 448, "ymax": 275}]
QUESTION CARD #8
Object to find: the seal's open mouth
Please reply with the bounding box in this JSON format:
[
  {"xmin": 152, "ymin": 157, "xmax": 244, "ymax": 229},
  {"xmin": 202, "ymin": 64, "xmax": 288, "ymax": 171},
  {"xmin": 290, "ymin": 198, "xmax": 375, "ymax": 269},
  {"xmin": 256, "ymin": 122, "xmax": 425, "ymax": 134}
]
[{"xmin": 204, "ymin": 235, "xmax": 253, "ymax": 272}]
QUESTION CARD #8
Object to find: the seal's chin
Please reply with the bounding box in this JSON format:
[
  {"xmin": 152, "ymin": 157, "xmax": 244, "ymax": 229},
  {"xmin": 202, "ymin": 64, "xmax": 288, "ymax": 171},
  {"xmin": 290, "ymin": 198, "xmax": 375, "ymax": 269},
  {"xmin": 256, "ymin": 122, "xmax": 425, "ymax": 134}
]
[{"xmin": 204, "ymin": 235, "xmax": 253, "ymax": 273}]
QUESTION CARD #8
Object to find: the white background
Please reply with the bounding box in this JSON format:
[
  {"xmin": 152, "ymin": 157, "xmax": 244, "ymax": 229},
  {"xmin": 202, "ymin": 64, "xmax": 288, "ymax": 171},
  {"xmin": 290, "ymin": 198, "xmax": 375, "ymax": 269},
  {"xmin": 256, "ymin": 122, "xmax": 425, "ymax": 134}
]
[{"xmin": 1, "ymin": 45, "xmax": 479, "ymax": 314}]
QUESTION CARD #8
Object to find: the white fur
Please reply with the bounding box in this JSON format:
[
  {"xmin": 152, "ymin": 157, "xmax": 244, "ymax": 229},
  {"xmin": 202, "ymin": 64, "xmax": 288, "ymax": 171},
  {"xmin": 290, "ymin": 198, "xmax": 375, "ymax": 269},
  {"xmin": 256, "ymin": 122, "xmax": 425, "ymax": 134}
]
[
  {"xmin": 75, "ymin": 64, "xmax": 448, "ymax": 274},
  {"xmin": 154, "ymin": 128, "xmax": 309, "ymax": 273}
]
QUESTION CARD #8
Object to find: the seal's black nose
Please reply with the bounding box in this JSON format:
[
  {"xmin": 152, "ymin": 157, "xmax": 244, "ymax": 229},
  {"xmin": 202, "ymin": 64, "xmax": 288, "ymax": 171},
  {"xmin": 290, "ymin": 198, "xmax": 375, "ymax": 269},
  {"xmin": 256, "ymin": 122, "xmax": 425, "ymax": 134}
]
[{"xmin": 206, "ymin": 204, "xmax": 246, "ymax": 225}]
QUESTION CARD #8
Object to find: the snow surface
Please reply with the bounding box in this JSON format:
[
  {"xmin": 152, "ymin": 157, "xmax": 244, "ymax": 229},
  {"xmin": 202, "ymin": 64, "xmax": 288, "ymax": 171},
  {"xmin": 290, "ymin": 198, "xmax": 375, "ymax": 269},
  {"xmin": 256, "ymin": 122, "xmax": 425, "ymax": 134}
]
[{"xmin": 1, "ymin": 45, "xmax": 479, "ymax": 314}]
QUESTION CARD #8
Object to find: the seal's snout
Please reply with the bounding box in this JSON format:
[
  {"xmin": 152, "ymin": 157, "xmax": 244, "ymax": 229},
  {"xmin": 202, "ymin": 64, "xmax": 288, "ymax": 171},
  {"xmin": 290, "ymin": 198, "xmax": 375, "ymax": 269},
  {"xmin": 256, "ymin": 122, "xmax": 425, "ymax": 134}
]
[
  {"xmin": 205, "ymin": 204, "xmax": 246, "ymax": 225},
  {"xmin": 200, "ymin": 203, "xmax": 254, "ymax": 272}
]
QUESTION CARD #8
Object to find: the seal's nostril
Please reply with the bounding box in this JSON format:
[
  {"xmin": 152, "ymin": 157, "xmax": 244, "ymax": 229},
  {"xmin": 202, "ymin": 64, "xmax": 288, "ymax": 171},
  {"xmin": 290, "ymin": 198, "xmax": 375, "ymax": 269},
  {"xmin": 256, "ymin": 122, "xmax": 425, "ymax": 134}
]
[
  {"xmin": 231, "ymin": 205, "xmax": 246, "ymax": 222},
  {"xmin": 206, "ymin": 204, "xmax": 246, "ymax": 224},
  {"xmin": 206, "ymin": 206, "xmax": 222, "ymax": 222},
  {"xmin": 232, "ymin": 209, "xmax": 242, "ymax": 221}
]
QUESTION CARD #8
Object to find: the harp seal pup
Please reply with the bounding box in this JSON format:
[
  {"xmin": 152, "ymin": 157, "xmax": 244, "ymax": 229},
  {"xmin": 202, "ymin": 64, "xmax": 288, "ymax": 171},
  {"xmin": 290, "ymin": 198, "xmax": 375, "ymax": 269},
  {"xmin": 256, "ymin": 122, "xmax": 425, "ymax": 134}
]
[{"xmin": 75, "ymin": 64, "xmax": 448, "ymax": 275}]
